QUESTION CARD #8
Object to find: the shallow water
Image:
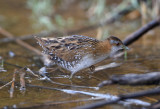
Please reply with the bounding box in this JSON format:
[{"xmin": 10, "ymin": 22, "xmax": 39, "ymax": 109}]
[{"xmin": 0, "ymin": 0, "xmax": 160, "ymax": 109}]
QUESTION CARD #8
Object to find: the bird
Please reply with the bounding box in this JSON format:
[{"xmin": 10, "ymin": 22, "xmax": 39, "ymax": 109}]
[{"xmin": 35, "ymin": 35, "xmax": 128, "ymax": 79}]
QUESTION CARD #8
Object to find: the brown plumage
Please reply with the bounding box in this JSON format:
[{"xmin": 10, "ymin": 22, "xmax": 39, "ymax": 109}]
[{"xmin": 35, "ymin": 35, "xmax": 128, "ymax": 78}]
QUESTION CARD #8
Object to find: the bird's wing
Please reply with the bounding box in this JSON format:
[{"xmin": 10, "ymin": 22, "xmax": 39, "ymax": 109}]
[{"xmin": 35, "ymin": 35, "xmax": 100, "ymax": 62}]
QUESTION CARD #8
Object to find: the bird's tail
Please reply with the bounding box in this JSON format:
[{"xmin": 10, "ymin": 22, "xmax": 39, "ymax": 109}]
[{"xmin": 34, "ymin": 36, "xmax": 48, "ymax": 51}]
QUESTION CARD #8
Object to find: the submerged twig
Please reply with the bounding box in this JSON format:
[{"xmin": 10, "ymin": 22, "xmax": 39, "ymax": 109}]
[
  {"xmin": 0, "ymin": 70, "xmax": 17, "ymax": 90},
  {"xmin": 74, "ymin": 88, "xmax": 160, "ymax": 109},
  {"xmin": 98, "ymin": 72, "xmax": 160, "ymax": 87},
  {"xmin": 0, "ymin": 80, "xmax": 13, "ymax": 89}
]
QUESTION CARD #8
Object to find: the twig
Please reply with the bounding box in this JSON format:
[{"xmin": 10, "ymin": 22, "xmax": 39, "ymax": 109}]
[
  {"xmin": 0, "ymin": 26, "xmax": 42, "ymax": 55},
  {"xmin": 19, "ymin": 71, "xmax": 26, "ymax": 91},
  {"xmin": 0, "ymin": 80, "xmax": 13, "ymax": 89},
  {"xmin": 123, "ymin": 16, "xmax": 160, "ymax": 46},
  {"xmin": 0, "ymin": 70, "xmax": 16, "ymax": 90},
  {"xmin": 74, "ymin": 88, "xmax": 160, "ymax": 109},
  {"xmin": 144, "ymin": 96, "xmax": 158, "ymax": 102},
  {"xmin": 10, "ymin": 71, "xmax": 16, "ymax": 98},
  {"xmin": 98, "ymin": 72, "xmax": 160, "ymax": 87},
  {"xmin": 25, "ymin": 67, "xmax": 40, "ymax": 78}
]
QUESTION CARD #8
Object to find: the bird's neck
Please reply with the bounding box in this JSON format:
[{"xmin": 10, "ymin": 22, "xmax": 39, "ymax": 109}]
[{"xmin": 93, "ymin": 40, "xmax": 111, "ymax": 57}]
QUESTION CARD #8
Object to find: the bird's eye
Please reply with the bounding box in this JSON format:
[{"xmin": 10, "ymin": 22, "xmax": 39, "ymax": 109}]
[{"xmin": 116, "ymin": 42, "xmax": 120, "ymax": 46}]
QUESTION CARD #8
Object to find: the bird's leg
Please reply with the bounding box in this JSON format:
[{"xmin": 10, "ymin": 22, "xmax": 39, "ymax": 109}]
[
  {"xmin": 89, "ymin": 65, "xmax": 95, "ymax": 73},
  {"xmin": 69, "ymin": 72, "xmax": 75, "ymax": 80}
]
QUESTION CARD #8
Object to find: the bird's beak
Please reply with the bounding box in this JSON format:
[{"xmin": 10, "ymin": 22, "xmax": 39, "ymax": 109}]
[{"xmin": 123, "ymin": 45, "xmax": 129, "ymax": 50}]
